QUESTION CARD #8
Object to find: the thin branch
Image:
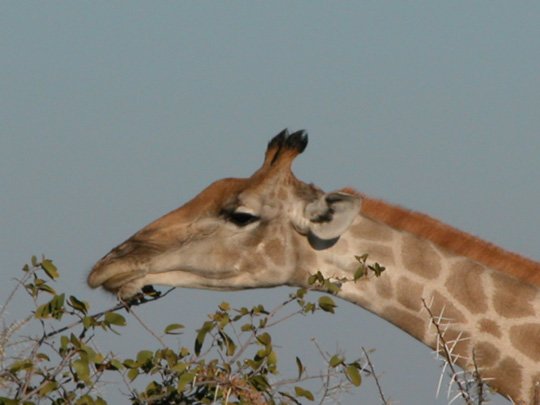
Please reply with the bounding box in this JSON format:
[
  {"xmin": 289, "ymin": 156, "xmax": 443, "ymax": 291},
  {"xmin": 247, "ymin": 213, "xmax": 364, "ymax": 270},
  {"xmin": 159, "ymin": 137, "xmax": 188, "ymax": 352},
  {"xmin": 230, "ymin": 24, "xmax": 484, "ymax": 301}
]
[
  {"xmin": 422, "ymin": 298, "xmax": 473, "ymax": 405},
  {"xmin": 42, "ymin": 288, "xmax": 175, "ymax": 340},
  {"xmin": 471, "ymin": 350, "xmax": 485, "ymax": 405},
  {"xmin": 128, "ymin": 307, "xmax": 167, "ymax": 348},
  {"xmin": 0, "ymin": 269, "xmax": 37, "ymax": 321},
  {"xmin": 361, "ymin": 347, "xmax": 388, "ymax": 405}
]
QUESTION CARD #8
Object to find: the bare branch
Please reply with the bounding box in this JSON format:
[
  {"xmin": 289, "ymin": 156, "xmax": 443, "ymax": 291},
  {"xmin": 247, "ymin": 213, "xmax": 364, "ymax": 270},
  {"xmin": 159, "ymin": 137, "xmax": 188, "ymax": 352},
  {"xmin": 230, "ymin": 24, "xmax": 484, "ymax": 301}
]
[{"xmin": 361, "ymin": 347, "xmax": 388, "ymax": 405}]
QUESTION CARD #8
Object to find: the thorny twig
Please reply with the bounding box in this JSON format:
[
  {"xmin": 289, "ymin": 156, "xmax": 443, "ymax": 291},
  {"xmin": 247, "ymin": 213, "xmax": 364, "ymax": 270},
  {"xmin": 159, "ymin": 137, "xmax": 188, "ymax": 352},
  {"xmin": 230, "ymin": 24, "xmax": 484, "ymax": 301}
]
[
  {"xmin": 422, "ymin": 298, "xmax": 474, "ymax": 405},
  {"xmin": 361, "ymin": 347, "xmax": 389, "ymax": 405},
  {"xmin": 471, "ymin": 350, "xmax": 485, "ymax": 405}
]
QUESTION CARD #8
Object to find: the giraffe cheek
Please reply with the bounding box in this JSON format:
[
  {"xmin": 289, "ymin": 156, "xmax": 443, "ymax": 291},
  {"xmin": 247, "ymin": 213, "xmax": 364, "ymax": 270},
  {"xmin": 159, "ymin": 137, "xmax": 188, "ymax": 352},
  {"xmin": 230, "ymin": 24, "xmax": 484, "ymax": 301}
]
[{"xmin": 265, "ymin": 238, "xmax": 286, "ymax": 266}]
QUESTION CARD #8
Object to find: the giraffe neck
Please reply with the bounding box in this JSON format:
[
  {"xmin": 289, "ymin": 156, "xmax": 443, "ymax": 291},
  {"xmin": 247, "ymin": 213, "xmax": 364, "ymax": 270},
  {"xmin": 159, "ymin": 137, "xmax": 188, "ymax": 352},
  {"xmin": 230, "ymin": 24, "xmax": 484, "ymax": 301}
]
[{"xmin": 294, "ymin": 208, "xmax": 540, "ymax": 404}]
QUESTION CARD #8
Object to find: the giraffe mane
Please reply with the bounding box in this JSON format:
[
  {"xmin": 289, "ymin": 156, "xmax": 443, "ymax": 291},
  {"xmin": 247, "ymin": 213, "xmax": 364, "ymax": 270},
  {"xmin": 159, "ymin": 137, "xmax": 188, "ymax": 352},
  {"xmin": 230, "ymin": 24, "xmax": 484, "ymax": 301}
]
[{"xmin": 357, "ymin": 193, "xmax": 540, "ymax": 288}]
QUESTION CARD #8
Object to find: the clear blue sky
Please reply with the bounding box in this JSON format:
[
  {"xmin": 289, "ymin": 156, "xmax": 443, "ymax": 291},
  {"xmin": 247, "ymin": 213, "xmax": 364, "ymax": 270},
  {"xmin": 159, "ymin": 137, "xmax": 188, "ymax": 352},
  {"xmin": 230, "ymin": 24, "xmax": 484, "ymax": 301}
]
[{"xmin": 2, "ymin": 3, "xmax": 539, "ymax": 403}]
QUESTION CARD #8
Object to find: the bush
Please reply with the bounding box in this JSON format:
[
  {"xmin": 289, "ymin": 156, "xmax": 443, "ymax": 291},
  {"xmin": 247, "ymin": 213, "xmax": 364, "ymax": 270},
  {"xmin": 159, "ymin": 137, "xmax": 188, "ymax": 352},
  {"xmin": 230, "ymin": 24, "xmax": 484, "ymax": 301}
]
[{"xmin": 0, "ymin": 256, "xmax": 367, "ymax": 404}]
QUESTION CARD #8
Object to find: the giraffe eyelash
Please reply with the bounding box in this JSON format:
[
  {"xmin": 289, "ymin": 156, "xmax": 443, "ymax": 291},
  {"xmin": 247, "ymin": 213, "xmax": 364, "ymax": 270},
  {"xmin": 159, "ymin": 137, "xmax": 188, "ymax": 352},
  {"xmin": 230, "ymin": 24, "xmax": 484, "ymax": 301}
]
[{"xmin": 222, "ymin": 209, "xmax": 260, "ymax": 227}]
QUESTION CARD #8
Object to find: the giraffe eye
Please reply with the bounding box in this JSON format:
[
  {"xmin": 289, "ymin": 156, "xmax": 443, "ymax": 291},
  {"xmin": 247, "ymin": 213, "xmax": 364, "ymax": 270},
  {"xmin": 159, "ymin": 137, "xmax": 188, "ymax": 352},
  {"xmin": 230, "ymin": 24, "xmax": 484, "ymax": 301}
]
[{"xmin": 227, "ymin": 211, "xmax": 260, "ymax": 227}]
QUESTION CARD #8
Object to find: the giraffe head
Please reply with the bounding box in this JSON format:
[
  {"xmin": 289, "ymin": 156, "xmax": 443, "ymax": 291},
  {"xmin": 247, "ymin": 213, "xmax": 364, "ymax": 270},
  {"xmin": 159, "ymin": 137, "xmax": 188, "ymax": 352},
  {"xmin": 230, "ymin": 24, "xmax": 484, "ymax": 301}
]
[{"xmin": 88, "ymin": 130, "xmax": 361, "ymax": 297}]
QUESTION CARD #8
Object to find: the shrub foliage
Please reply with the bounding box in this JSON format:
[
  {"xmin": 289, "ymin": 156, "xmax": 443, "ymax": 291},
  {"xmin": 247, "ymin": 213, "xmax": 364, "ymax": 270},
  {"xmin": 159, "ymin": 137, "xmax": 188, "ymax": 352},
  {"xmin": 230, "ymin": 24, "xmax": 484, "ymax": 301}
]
[{"xmin": 0, "ymin": 257, "xmax": 370, "ymax": 404}]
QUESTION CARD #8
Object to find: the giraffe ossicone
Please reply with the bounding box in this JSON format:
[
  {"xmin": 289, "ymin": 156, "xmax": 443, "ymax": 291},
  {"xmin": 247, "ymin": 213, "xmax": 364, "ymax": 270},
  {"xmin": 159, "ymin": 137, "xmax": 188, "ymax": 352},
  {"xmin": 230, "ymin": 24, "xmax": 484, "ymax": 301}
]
[{"xmin": 89, "ymin": 129, "xmax": 540, "ymax": 404}]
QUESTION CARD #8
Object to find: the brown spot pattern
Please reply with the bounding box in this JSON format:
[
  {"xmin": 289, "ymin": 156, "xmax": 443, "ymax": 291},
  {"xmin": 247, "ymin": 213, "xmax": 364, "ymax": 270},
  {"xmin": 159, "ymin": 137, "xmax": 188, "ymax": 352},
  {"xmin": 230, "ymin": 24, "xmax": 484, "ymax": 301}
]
[
  {"xmin": 362, "ymin": 243, "xmax": 395, "ymax": 266},
  {"xmin": 491, "ymin": 357, "xmax": 523, "ymax": 402},
  {"xmin": 492, "ymin": 272, "xmax": 537, "ymax": 318},
  {"xmin": 381, "ymin": 306, "xmax": 427, "ymax": 340},
  {"xmin": 510, "ymin": 323, "xmax": 540, "ymax": 362},
  {"xmin": 350, "ymin": 218, "xmax": 394, "ymax": 241},
  {"xmin": 401, "ymin": 234, "xmax": 441, "ymax": 279},
  {"xmin": 374, "ymin": 274, "xmax": 393, "ymax": 299},
  {"xmin": 266, "ymin": 238, "xmax": 285, "ymax": 266},
  {"xmin": 437, "ymin": 328, "xmax": 472, "ymax": 366},
  {"xmin": 396, "ymin": 277, "xmax": 424, "ymax": 311},
  {"xmin": 446, "ymin": 260, "xmax": 488, "ymax": 314},
  {"xmin": 477, "ymin": 318, "xmax": 502, "ymax": 338},
  {"xmin": 474, "ymin": 341, "xmax": 500, "ymax": 368},
  {"xmin": 430, "ymin": 291, "xmax": 466, "ymax": 323}
]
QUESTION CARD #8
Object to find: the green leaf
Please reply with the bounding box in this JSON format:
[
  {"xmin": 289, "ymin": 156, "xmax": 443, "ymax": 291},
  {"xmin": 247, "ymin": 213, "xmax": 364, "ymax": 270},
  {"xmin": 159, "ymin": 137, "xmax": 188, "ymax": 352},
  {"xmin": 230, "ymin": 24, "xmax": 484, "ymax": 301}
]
[
  {"xmin": 329, "ymin": 355, "xmax": 343, "ymax": 368},
  {"xmin": 294, "ymin": 287, "xmax": 307, "ymax": 299},
  {"xmin": 194, "ymin": 321, "xmax": 213, "ymax": 355},
  {"xmin": 307, "ymin": 271, "xmax": 324, "ymax": 286},
  {"xmin": 41, "ymin": 259, "xmax": 59, "ymax": 279},
  {"xmin": 72, "ymin": 358, "xmax": 90, "ymax": 383},
  {"xmin": 267, "ymin": 350, "xmax": 278, "ymax": 373},
  {"xmin": 50, "ymin": 293, "xmax": 66, "ymax": 319},
  {"xmin": 177, "ymin": 372, "xmax": 195, "ymax": 392},
  {"xmin": 82, "ymin": 316, "xmax": 96, "ymax": 329},
  {"xmin": 369, "ymin": 262, "xmax": 386, "ymax": 277},
  {"xmin": 179, "ymin": 347, "xmax": 190, "ymax": 357},
  {"xmin": 219, "ymin": 331, "xmax": 237, "ymax": 356},
  {"xmin": 241, "ymin": 323, "xmax": 254, "ymax": 332},
  {"xmin": 136, "ymin": 350, "xmax": 154, "ymax": 365},
  {"xmin": 35, "ymin": 303, "xmax": 50, "ymax": 319},
  {"xmin": 34, "ymin": 278, "xmax": 57, "ymax": 295},
  {"xmin": 9, "ymin": 359, "xmax": 33, "ymax": 373},
  {"xmin": 323, "ymin": 280, "xmax": 341, "ymax": 294},
  {"xmin": 318, "ymin": 296, "xmax": 337, "ymax": 313},
  {"xmin": 104, "ymin": 312, "xmax": 126, "ymax": 327},
  {"xmin": 249, "ymin": 375, "xmax": 270, "ymax": 391},
  {"xmin": 127, "ymin": 368, "xmax": 139, "ymax": 382},
  {"xmin": 218, "ymin": 301, "xmax": 230, "ymax": 311},
  {"xmin": 345, "ymin": 364, "xmax": 362, "ymax": 386},
  {"xmin": 75, "ymin": 395, "xmax": 96, "ymax": 405},
  {"xmin": 353, "ymin": 266, "xmax": 366, "ymax": 281},
  {"xmin": 54, "ymin": 293, "xmax": 65, "ymax": 307},
  {"xmin": 35, "ymin": 352, "xmax": 50, "ymax": 362},
  {"xmin": 303, "ymin": 302, "xmax": 316, "ymax": 313},
  {"xmin": 256, "ymin": 332, "xmax": 272, "ymax": 347},
  {"xmin": 355, "ymin": 253, "xmax": 369, "ymax": 263},
  {"xmin": 171, "ymin": 362, "xmax": 187, "ymax": 374},
  {"xmin": 295, "ymin": 356, "xmax": 304, "ymax": 380},
  {"xmin": 108, "ymin": 359, "xmax": 124, "ymax": 371},
  {"xmin": 164, "ymin": 323, "xmax": 184, "ymax": 335},
  {"xmin": 38, "ymin": 380, "xmax": 58, "ymax": 397},
  {"xmin": 68, "ymin": 295, "xmax": 89, "ymax": 314},
  {"xmin": 60, "ymin": 335, "xmax": 69, "ymax": 351},
  {"xmin": 294, "ymin": 386, "xmax": 314, "ymax": 401},
  {"xmin": 123, "ymin": 359, "xmax": 137, "ymax": 369}
]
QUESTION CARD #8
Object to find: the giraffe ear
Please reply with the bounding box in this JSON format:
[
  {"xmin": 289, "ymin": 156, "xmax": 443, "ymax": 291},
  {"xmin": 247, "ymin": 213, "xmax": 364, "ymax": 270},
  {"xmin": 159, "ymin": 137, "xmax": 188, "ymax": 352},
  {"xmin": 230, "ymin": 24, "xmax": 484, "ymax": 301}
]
[{"xmin": 304, "ymin": 191, "xmax": 361, "ymax": 241}]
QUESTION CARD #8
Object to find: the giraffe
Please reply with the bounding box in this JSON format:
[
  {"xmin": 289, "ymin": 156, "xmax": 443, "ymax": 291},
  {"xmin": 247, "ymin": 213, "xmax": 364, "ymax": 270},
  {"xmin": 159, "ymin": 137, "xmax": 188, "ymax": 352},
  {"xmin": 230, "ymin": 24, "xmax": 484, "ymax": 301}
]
[{"xmin": 89, "ymin": 130, "xmax": 540, "ymax": 404}]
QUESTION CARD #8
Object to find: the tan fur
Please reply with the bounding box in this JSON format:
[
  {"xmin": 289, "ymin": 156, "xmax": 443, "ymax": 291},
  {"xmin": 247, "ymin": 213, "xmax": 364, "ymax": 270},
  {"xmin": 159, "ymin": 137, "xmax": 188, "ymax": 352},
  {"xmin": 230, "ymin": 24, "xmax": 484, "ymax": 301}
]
[{"xmin": 360, "ymin": 196, "xmax": 540, "ymax": 288}]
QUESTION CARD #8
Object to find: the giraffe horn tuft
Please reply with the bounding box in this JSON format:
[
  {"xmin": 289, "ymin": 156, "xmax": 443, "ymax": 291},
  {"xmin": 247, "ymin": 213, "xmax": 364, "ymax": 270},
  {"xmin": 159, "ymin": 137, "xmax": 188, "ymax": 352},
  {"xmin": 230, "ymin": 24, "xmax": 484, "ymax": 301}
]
[
  {"xmin": 268, "ymin": 128, "xmax": 289, "ymax": 150},
  {"xmin": 262, "ymin": 128, "xmax": 307, "ymax": 169},
  {"xmin": 287, "ymin": 129, "xmax": 308, "ymax": 154}
]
